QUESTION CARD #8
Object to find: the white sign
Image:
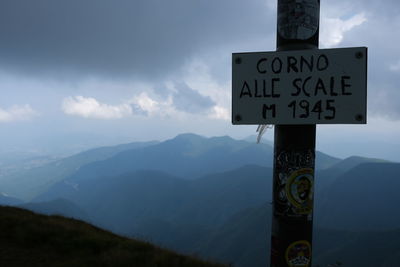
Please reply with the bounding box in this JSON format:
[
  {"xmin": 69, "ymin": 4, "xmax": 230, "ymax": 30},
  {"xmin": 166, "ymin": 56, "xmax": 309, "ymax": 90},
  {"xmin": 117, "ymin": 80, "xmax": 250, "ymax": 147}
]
[{"xmin": 232, "ymin": 47, "xmax": 367, "ymax": 125}]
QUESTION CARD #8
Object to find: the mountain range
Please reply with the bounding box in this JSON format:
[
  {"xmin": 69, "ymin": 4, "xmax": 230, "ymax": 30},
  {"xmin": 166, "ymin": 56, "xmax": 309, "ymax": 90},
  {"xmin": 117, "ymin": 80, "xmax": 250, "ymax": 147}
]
[{"xmin": 1, "ymin": 133, "xmax": 398, "ymax": 267}]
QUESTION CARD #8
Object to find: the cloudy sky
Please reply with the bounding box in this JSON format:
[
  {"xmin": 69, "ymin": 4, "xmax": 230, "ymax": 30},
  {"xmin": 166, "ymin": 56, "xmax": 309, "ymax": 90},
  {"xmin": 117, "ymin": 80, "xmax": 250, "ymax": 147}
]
[{"xmin": 1, "ymin": 0, "xmax": 400, "ymax": 159}]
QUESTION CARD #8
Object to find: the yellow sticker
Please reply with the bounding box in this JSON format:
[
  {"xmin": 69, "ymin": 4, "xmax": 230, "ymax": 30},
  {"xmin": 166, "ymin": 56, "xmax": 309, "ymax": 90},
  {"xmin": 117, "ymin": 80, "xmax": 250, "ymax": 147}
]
[
  {"xmin": 285, "ymin": 240, "xmax": 311, "ymax": 267},
  {"xmin": 285, "ymin": 168, "xmax": 313, "ymax": 214}
]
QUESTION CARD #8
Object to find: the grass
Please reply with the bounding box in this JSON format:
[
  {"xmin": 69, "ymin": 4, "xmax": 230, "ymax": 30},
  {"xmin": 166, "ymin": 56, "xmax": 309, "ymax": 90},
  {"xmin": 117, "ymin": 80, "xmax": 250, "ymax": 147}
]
[{"xmin": 0, "ymin": 205, "xmax": 226, "ymax": 267}]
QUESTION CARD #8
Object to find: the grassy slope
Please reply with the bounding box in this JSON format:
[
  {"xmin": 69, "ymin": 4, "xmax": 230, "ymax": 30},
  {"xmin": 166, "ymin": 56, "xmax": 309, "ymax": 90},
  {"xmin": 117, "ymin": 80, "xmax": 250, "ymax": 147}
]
[{"xmin": 0, "ymin": 206, "xmax": 225, "ymax": 267}]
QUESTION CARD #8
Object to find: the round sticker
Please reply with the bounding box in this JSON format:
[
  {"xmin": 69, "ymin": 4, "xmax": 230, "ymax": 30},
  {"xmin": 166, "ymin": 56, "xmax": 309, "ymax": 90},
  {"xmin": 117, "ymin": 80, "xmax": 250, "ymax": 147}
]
[
  {"xmin": 278, "ymin": 0, "xmax": 319, "ymax": 40},
  {"xmin": 285, "ymin": 240, "xmax": 311, "ymax": 267},
  {"xmin": 285, "ymin": 168, "xmax": 313, "ymax": 214}
]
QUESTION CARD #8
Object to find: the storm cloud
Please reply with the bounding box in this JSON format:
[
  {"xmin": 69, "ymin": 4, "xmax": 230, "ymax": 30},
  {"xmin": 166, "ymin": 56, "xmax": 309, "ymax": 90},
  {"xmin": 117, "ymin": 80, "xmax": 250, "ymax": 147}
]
[
  {"xmin": 171, "ymin": 82, "xmax": 215, "ymax": 113},
  {"xmin": 1, "ymin": 0, "xmax": 400, "ymax": 155},
  {"xmin": 0, "ymin": 0, "xmax": 272, "ymax": 79}
]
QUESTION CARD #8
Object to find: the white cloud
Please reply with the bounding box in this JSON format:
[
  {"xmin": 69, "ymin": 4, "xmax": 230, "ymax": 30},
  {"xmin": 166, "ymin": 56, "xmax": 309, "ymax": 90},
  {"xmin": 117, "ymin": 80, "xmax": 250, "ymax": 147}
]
[
  {"xmin": 182, "ymin": 59, "xmax": 230, "ymax": 107},
  {"xmin": 62, "ymin": 96, "xmax": 132, "ymax": 119},
  {"xmin": 129, "ymin": 92, "xmax": 179, "ymax": 118},
  {"xmin": 0, "ymin": 105, "xmax": 38, "ymax": 122},
  {"xmin": 320, "ymin": 13, "xmax": 367, "ymax": 47},
  {"xmin": 209, "ymin": 106, "xmax": 230, "ymax": 121},
  {"xmin": 130, "ymin": 92, "xmax": 161, "ymax": 116}
]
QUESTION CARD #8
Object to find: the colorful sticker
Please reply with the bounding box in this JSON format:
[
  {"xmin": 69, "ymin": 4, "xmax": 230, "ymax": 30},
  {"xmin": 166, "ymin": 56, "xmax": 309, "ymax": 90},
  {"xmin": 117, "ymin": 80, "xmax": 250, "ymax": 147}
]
[
  {"xmin": 276, "ymin": 150, "xmax": 314, "ymax": 171},
  {"xmin": 273, "ymin": 150, "xmax": 315, "ymax": 218},
  {"xmin": 285, "ymin": 240, "xmax": 311, "ymax": 267},
  {"xmin": 285, "ymin": 168, "xmax": 313, "ymax": 214},
  {"xmin": 278, "ymin": 0, "xmax": 319, "ymax": 40}
]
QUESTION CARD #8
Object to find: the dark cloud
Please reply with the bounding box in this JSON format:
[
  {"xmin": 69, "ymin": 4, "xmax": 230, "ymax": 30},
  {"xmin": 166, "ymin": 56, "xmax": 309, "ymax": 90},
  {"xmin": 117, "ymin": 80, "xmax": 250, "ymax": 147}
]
[
  {"xmin": 359, "ymin": 0, "xmax": 400, "ymax": 15},
  {"xmin": 0, "ymin": 0, "xmax": 272, "ymax": 79},
  {"xmin": 172, "ymin": 82, "xmax": 215, "ymax": 113},
  {"xmin": 2, "ymin": 0, "xmax": 399, "ymax": 118},
  {"xmin": 152, "ymin": 84, "xmax": 171, "ymax": 99},
  {"xmin": 338, "ymin": 9, "xmax": 400, "ymax": 119}
]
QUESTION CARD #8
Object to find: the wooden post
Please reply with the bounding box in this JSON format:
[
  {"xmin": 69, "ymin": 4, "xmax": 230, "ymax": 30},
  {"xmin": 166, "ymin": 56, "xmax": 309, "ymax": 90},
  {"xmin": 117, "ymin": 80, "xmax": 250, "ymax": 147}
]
[{"xmin": 270, "ymin": 1, "xmax": 320, "ymax": 266}]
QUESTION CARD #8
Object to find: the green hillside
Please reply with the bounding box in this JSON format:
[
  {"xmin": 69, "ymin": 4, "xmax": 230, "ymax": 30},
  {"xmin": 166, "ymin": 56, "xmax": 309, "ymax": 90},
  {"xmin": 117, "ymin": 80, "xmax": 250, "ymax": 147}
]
[{"xmin": 0, "ymin": 206, "xmax": 225, "ymax": 267}]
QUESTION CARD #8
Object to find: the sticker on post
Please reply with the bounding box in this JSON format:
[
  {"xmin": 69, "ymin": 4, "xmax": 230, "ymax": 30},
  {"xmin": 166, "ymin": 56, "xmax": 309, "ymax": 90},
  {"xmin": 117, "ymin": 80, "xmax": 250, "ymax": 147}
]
[
  {"xmin": 285, "ymin": 240, "xmax": 311, "ymax": 267},
  {"xmin": 278, "ymin": 0, "xmax": 319, "ymax": 40},
  {"xmin": 285, "ymin": 168, "xmax": 314, "ymax": 215}
]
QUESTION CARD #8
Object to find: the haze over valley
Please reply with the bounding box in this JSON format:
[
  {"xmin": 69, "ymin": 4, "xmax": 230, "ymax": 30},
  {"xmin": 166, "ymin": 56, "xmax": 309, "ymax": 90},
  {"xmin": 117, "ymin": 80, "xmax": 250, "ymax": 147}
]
[{"xmin": 1, "ymin": 133, "xmax": 399, "ymax": 266}]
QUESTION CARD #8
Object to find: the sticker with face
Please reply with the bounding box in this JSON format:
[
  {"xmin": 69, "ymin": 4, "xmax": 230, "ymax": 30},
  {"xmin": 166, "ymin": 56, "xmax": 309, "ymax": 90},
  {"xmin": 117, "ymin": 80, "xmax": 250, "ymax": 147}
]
[
  {"xmin": 278, "ymin": 0, "xmax": 319, "ymax": 40},
  {"xmin": 285, "ymin": 240, "xmax": 311, "ymax": 267},
  {"xmin": 285, "ymin": 168, "xmax": 313, "ymax": 214}
]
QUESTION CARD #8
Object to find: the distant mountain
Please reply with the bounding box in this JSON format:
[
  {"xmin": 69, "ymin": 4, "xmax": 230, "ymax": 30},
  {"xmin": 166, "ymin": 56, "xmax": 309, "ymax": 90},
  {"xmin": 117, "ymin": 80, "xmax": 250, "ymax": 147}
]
[
  {"xmin": 68, "ymin": 170, "xmax": 192, "ymax": 234},
  {"xmin": 315, "ymin": 156, "xmax": 392, "ymax": 192},
  {"xmin": 133, "ymin": 165, "xmax": 272, "ymax": 249},
  {"xmin": 315, "ymin": 151, "xmax": 341, "ymax": 169},
  {"xmin": 19, "ymin": 198, "xmax": 91, "ymax": 222},
  {"xmin": 36, "ymin": 165, "xmax": 272, "ymax": 235},
  {"xmin": 0, "ymin": 206, "xmax": 225, "ymax": 267},
  {"xmin": 328, "ymin": 155, "xmax": 390, "ymax": 174},
  {"xmin": 180, "ymin": 165, "xmax": 272, "ymax": 226},
  {"xmin": 196, "ymin": 203, "xmax": 271, "ymax": 267},
  {"xmin": 36, "ymin": 133, "xmax": 338, "ymax": 203},
  {"xmin": 27, "ymin": 159, "xmax": 400, "ymax": 266},
  {"xmin": 315, "ymin": 162, "xmax": 400, "ymax": 231},
  {"xmin": 318, "ymin": 140, "xmax": 400, "ymax": 163},
  {"xmin": 55, "ymin": 133, "xmax": 274, "ymax": 182},
  {"xmin": 0, "ymin": 193, "xmax": 23, "ymax": 206},
  {"xmin": 35, "ymin": 156, "xmax": 399, "ymax": 237},
  {"xmin": 0, "ymin": 140, "xmax": 158, "ymax": 200},
  {"xmin": 242, "ymin": 134, "xmax": 274, "ymax": 146},
  {"xmin": 192, "ymin": 201, "xmax": 400, "ymax": 267},
  {"xmin": 313, "ymin": 228, "xmax": 400, "ymax": 267}
]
